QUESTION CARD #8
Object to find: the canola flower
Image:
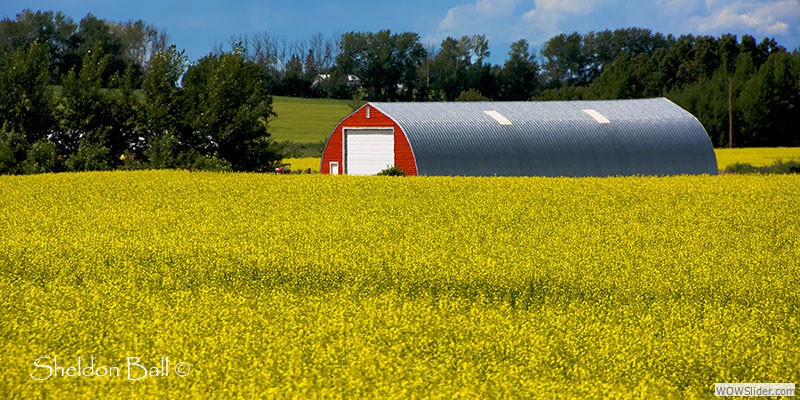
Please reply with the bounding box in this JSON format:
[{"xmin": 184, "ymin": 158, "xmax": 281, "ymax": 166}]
[{"xmin": 0, "ymin": 171, "xmax": 798, "ymax": 398}]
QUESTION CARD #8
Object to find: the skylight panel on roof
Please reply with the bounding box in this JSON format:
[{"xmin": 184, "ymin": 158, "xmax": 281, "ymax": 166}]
[
  {"xmin": 484, "ymin": 110, "xmax": 512, "ymax": 126},
  {"xmin": 582, "ymin": 109, "xmax": 611, "ymax": 124}
]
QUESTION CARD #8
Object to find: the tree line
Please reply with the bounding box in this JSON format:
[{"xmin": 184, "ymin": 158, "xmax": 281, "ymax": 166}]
[
  {"xmin": 1, "ymin": 10, "xmax": 277, "ymax": 174},
  {"xmin": 235, "ymin": 28, "xmax": 799, "ymax": 148},
  {"xmin": 1, "ymin": 10, "xmax": 798, "ymax": 174}
]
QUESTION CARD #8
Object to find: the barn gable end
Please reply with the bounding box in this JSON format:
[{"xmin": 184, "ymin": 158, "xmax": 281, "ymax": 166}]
[{"xmin": 320, "ymin": 104, "xmax": 417, "ymax": 175}]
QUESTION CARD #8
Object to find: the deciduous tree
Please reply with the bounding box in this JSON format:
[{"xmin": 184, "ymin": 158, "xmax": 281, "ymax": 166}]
[
  {"xmin": 499, "ymin": 39, "xmax": 539, "ymax": 100},
  {"xmin": 183, "ymin": 50, "xmax": 280, "ymax": 171}
]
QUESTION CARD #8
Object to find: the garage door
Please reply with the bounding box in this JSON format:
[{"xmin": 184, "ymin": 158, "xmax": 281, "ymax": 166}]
[{"xmin": 345, "ymin": 129, "xmax": 394, "ymax": 175}]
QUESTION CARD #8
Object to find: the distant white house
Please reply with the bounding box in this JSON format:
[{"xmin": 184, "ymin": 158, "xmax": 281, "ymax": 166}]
[{"xmin": 312, "ymin": 74, "xmax": 361, "ymax": 88}]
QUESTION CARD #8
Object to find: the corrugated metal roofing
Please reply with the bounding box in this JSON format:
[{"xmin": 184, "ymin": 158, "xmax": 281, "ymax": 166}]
[{"xmin": 370, "ymin": 98, "xmax": 718, "ymax": 177}]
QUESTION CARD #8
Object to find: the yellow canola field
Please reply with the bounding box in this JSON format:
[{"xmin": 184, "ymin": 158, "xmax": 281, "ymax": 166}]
[
  {"xmin": 1, "ymin": 171, "xmax": 798, "ymax": 398},
  {"xmin": 286, "ymin": 147, "xmax": 800, "ymax": 174},
  {"xmin": 715, "ymin": 147, "xmax": 800, "ymax": 169},
  {"xmin": 282, "ymin": 157, "xmax": 320, "ymax": 172}
]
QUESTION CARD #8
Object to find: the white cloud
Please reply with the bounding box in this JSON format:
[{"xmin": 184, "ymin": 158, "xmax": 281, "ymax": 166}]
[
  {"xmin": 521, "ymin": 0, "xmax": 612, "ymax": 37},
  {"xmin": 689, "ymin": 1, "xmax": 799, "ymax": 36},
  {"xmin": 433, "ymin": 0, "xmax": 613, "ymax": 45},
  {"xmin": 438, "ymin": 8, "xmax": 461, "ymax": 31},
  {"xmin": 425, "ymin": 0, "xmax": 800, "ymax": 61},
  {"xmin": 429, "ymin": 0, "xmax": 527, "ymax": 49},
  {"xmin": 476, "ymin": 0, "xmax": 520, "ymax": 17},
  {"xmin": 525, "ymin": 0, "xmax": 601, "ymax": 15},
  {"xmin": 437, "ymin": 0, "xmax": 520, "ymax": 31}
]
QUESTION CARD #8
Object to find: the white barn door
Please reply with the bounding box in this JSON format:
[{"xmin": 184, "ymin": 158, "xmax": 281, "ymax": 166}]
[{"xmin": 345, "ymin": 129, "xmax": 394, "ymax": 175}]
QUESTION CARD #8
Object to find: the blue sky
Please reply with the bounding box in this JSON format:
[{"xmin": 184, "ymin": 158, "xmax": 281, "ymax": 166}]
[{"xmin": 2, "ymin": 0, "xmax": 798, "ymax": 64}]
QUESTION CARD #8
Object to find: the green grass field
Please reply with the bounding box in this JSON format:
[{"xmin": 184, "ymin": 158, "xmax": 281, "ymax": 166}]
[
  {"xmin": 1, "ymin": 171, "xmax": 798, "ymax": 397},
  {"xmin": 270, "ymin": 96, "xmax": 352, "ymax": 143}
]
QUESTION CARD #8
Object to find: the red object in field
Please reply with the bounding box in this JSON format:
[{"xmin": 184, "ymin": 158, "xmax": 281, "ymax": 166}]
[{"xmin": 321, "ymin": 104, "xmax": 417, "ymax": 176}]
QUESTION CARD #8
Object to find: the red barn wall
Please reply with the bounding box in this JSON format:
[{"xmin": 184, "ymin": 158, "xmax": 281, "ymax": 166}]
[{"xmin": 321, "ymin": 105, "xmax": 418, "ymax": 175}]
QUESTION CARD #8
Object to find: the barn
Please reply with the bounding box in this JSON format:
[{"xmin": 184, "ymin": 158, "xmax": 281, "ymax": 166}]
[{"xmin": 320, "ymin": 98, "xmax": 718, "ymax": 177}]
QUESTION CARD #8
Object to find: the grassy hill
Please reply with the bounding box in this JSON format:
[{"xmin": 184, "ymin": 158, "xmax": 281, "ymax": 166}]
[
  {"xmin": 270, "ymin": 96, "xmax": 352, "ymax": 144},
  {"xmin": 50, "ymin": 89, "xmax": 347, "ymax": 149}
]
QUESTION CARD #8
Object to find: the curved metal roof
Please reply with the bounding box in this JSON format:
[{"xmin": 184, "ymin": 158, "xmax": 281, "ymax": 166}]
[{"xmin": 370, "ymin": 98, "xmax": 718, "ymax": 177}]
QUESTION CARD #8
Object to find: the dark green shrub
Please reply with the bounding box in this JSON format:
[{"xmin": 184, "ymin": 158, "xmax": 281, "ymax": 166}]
[
  {"xmin": 764, "ymin": 160, "xmax": 800, "ymax": 174},
  {"xmin": 377, "ymin": 166, "xmax": 406, "ymax": 176},
  {"xmin": 724, "ymin": 160, "xmax": 800, "ymax": 175},
  {"xmin": 23, "ymin": 139, "xmax": 57, "ymax": 174},
  {"xmin": 456, "ymin": 89, "xmax": 490, "ymax": 102},
  {"xmin": 724, "ymin": 163, "xmax": 758, "ymax": 174},
  {"xmin": 185, "ymin": 152, "xmax": 232, "ymax": 172},
  {"xmin": 66, "ymin": 142, "xmax": 110, "ymax": 172},
  {"xmin": 145, "ymin": 133, "xmax": 179, "ymax": 169}
]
